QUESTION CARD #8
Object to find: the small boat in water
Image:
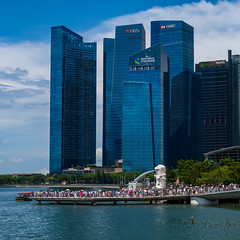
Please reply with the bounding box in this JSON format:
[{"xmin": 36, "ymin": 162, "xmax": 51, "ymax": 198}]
[{"xmin": 16, "ymin": 192, "xmax": 34, "ymax": 201}]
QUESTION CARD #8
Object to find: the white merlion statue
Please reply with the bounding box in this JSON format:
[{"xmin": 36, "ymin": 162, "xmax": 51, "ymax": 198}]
[{"xmin": 154, "ymin": 165, "xmax": 166, "ymax": 189}]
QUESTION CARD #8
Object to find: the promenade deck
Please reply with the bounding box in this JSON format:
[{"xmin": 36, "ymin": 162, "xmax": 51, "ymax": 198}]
[
  {"xmin": 31, "ymin": 195, "xmax": 189, "ymax": 205},
  {"xmin": 31, "ymin": 189, "xmax": 240, "ymax": 205}
]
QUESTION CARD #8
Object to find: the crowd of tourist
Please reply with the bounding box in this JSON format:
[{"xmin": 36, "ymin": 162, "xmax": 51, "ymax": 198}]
[{"xmin": 35, "ymin": 183, "xmax": 239, "ymax": 198}]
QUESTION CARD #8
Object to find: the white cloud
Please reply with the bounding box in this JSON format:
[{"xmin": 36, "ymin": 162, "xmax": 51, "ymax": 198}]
[
  {"xmin": 0, "ymin": 159, "xmax": 4, "ymax": 164},
  {"xmin": 0, "ymin": 42, "xmax": 49, "ymax": 80},
  {"xmin": 83, "ymin": 0, "xmax": 240, "ymax": 67},
  {"xmin": 10, "ymin": 157, "xmax": 24, "ymax": 163},
  {"xmin": 37, "ymin": 168, "xmax": 49, "ymax": 175},
  {"xmin": 81, "ymin": 0, "xmax": 240, "ymax": 149},
  {"xmin": 0, "ymin": 41, "xmax": 50, "ymax": 133}
]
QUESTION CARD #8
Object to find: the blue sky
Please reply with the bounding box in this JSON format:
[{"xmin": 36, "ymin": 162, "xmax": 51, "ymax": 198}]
[
  {"xmin": 0, "ymin": 0, "xmax": 219, "ymax": 41},
  {"xmin": 0, "ymin": 0, "xmax": 239, "ymax": 174}
]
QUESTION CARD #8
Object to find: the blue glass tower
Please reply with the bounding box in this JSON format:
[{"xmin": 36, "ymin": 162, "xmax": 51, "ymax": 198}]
[
  {"xmin": 196, "ymin": 50, "xmax": 240, "ymax": 156},
  {"xmin": 103, "ymin": 24, "xmax": 146, "ymax": 166},
  {"xmin": 151, "ymin": 20, "xmax": 201, "ymax": 166},
  {"xmin": 151, "ymin": 21, "xmax": 194, "ymax": 78},
  {"xmin": 102, "ymin": 38, "xmax": 115, "ymax": 167},
  {"xmin": 122, "ymin": 82, "xmax": 154, "ymax": 172},
  {"xmin": 50, "ymin": 26, "xmax": 96, "ymax": 174},
  {"xmin": 122, "ymin": 44, "xmax": 169, "ymax": 172}
]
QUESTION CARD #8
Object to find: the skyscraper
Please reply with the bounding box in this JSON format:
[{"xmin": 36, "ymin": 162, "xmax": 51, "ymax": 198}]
[
  {"xmin": 50, "ymin": 26, "xmax": 96, "ymax": 174},
  {"xmin": 102, "ymin": 24, "xmax": 146, "ymax": 166},
  {"xmin": 122, "ymin": 44, "xmax": 169, "ymax": 172},
  {"xmin": 151, "ymin": 21, "xmax": 194, "ymax": 79},
  {"xmin": 151, "ymin": 20, "xmax": 201, "ymax": 166},
  {"xmin": 231, "ymin": 53, "xmax": 240, "ymax": 146},
  {"xmin": 196, "ymin": 50, "xmax": 240, "ymax": 155},
  {"xmin": 102, "ymin": 38, "xmax": 115, "ymax": 167}
]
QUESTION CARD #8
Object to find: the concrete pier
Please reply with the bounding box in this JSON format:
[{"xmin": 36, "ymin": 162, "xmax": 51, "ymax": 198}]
[
  {"xmin": 31, "ymin": 189, "xmax": 240, "ymax": 205},
  {"xmin": 31, "ymin": 195, "xmax": 188, "ymax": 205}
]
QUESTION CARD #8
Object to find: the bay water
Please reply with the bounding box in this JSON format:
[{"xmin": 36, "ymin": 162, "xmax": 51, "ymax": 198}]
[{"xmin": 1, "ymin": 187, "xmax": 240, "ymax": 240}]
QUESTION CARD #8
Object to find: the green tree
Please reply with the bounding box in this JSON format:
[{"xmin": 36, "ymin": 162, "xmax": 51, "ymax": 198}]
[
  {"xmin": 124, "ymin": 171, "xmax": 140, "ymax": 183},
  {"xmin": 219, "ymin": 158, "xmax": 234, "ymax": 167},
  {"xmin": 15, "ymin": 176, "xmax": 27, "ymax": 184},
  {"xmin": 70, "ymin": 175, "xmax": 77, "ymax": 183},
  {"xmin": 102, "ymin": 172, "xmax": 106, "ymax": 184},
  {"xmin": 106, "ymin": 173, "xmax": 113, "ymax": 184},
  {"xmin": 111, "ymin": 165, "xmax": 118, "ymax": 168},
  {"xmin": 166, "ymin": 167, "xmax": 178, "ymax": 184},
  {"xmin": 86, "ymin": 164, "xmax": 96, "ymax": 167},
  {"xmin": 196, "ymin": 169, "xmax": 221, "ymax": 185},
  {"xmin": 229, "ymin": 162, "xmax": 240, "ymax": 183},
  {"xmin": 29, "ymin": 174, "xmax": 45, "ymax": 184},
  {"xmin": 177, "ymin": 159, "xmax": 198, "ymax": 184},
  {"xmin": 57, "ymin": 174, "xmax": 70, "ymax": 183},
  {"xmin": 0, "ymin": 175, "xmax": 15, "ymax": 184},
  {"xmin": 75, "ymin": 165, "xmax": 83, "ymax": 169},
  {"xmin": 45, "ymin": 176, "xmax": 56, "ymax": 183}
]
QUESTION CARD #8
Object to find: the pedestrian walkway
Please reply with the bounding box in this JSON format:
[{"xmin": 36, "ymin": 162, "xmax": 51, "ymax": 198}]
[{"xmin": 31, "ymin": 184, "xmax": 240, "ymax": 205}]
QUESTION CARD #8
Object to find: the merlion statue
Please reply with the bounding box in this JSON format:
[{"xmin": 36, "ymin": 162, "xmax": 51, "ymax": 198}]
[{"xmin": 154, "ymin": 165, "xmax": 166, "ymax": 189}]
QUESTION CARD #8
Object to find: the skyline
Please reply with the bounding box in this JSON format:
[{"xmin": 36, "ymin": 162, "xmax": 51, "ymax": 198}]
[{"xmin": 1, "ymin": 0, "xmax": 240, "ymax": 174}]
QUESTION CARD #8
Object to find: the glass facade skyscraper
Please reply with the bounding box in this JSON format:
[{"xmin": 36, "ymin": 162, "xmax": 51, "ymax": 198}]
[
  {"xmin": 151, "ymin": 20, "xmax": 201, "ymax": 166},
  {"xmin": 122, "ymin": 44, "xmax": 169, "ymax": 172},
  {"xmin": 151, "ymin": 21, "xmax": 194, "ymax": 80},
  {"xmin": 102, "ymin": 24, "xmax": 146, "ymax": 167},
  {"xmin": 196, "ymin": 59, "xmax": 230, "ymax": 154},
  {"xmin": 196, "ymin": 50, "xmax": 240, "ymax": 155},
  {"xmin": 231, "ymin": 53, "xmax": 240, "ymax": 146},
  {"xmin": 50, "ymin": 26, "xmax": 96, "ymax": 174},
  {"xmin": 102, "ymin": 38, "xmax": 115, "ymax": 167}
]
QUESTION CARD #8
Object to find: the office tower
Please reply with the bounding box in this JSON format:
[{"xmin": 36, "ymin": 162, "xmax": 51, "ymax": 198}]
[
  {"xmin": 231, "ymin": 54, "xmax": 240, "ymax": 146},
  {"xmin": 102, "ymin": 38, "xmax": 115, "ymax": 167},
  {"xmin": 50, "ymin": 26, "xmax": 96, "ymax": 174},
  {"xmin": 151, "ymin": 21, "xmax": 194, "ymax": 78},
  {"xmin": 196, "ymin": 50, "xmax": 240, "ymax": 155},
  {"xmin": 102, "ymin": 24, "xmax": 146, "ymax": 166},
  {"xmin": 151, "ymin": 20, "xmax": 201, "ymax": 166},
  {"xmin": 122, "ymin": 44, "xmax": 169, "ymax": 172}
]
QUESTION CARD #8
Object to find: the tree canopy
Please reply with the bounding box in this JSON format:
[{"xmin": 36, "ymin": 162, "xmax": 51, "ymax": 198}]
[{"xmin": 0, "ymin": 158, "xmax": 239, "ymax": 186}]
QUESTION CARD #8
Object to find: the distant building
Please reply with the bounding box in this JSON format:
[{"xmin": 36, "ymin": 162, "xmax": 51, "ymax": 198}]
[
  {"xmin": 231, "ymin": 54, "xmax": 240, "ymax": 145},
  {"xmin": 50, "ymin": 26, "xmax": 96, "ymax": 174},
  {"xmin": 62, "ymin": 167, "xmax": 122, "ymax": 175},
  {"xmin": 151, "ymin": 20, "xmax": 201, "ymax": 166},
  {"xmin": 196, "ymin": 50, "xmax": 240, "ymax": 155},
  {"xmin": 102, "ymin": 24, "xmax": 146, "ymax": 167},
  {"xmin": 12, "ymin": 173, "xmax": 40, "ymax": 177},
  {"xmin": 115, "ymin": 159, "xmax": 122, "ymax": 168},
  {"xmin": 204, "ymin": 146, "xmax": 240, "ymax": 164},
  {"xmin": 62, "ymin": 168, "xmax": 94, "ymax": 175},
  {"xmin": 84, "ymin": 166, "xmax": 122, "ymax": 173},
  {"xmin": 122, "ymin": 44, "xmax": 169, "ymax": 172}
]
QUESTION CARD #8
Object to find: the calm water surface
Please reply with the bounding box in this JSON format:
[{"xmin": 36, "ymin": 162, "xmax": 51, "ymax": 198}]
[{"xmin": 1, "ymin": 187, "xmax": 240, "ymax": 240}]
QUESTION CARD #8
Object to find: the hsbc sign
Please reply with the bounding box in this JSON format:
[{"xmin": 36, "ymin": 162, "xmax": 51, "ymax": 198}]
[
  {"xmin": 160, "ymin": 24, "xmax": 176, "ymax": 29},
  {"xmin": 126, "ymin": 29, "xmax": 140, "ymax": 33}
]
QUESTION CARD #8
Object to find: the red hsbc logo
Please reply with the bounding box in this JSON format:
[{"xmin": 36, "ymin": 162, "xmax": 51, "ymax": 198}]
[
  {"xmin": 161, "ymin": 24, "xmax": 176, "ymax": 29},
  {"xmin": 125, "ymin": 29, "xmax": 140, "ymax": 33}
]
